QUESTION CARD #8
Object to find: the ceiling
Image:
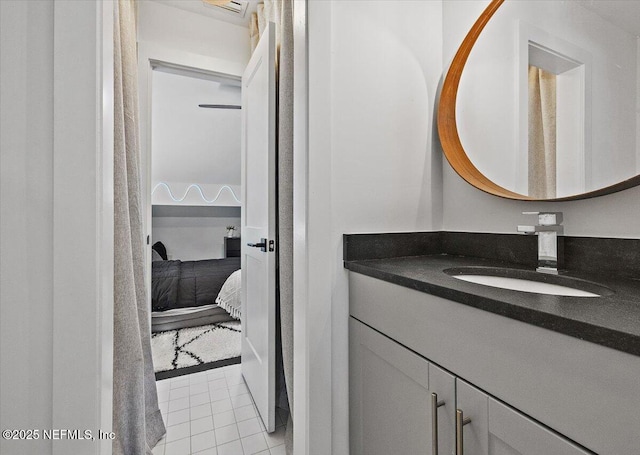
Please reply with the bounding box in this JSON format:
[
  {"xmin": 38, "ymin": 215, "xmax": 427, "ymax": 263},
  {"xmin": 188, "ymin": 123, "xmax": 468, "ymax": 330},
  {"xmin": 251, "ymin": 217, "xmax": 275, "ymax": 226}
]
[
  {"xmin": 577, "ymin": 0, "xmax": 640, "ymax": 37},
  {"xmin": 146, "ymin": 1, "xmax": 640, "ymax": 37},
  {"xmin": 147, "ymin": 0, "xmax": 260, "ymax": 28}
]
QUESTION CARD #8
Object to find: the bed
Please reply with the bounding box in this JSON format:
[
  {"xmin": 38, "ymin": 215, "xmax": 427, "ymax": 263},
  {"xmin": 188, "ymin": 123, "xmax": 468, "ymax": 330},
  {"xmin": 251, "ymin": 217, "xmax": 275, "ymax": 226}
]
[{"xmin": 151, "ymin": 253, "xmax": 241, "ymax": 332}]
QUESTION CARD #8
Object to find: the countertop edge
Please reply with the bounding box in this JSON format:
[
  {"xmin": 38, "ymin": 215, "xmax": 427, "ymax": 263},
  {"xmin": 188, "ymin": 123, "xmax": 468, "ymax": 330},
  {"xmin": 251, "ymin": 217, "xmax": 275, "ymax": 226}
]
[{"xmin": 345, "ymin": 260, "xmax": 640, "ymax": 358}]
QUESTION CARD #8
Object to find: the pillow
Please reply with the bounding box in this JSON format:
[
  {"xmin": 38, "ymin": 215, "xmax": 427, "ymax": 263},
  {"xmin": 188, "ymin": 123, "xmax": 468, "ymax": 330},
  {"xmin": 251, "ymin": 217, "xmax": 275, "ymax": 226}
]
[
  {"xmin": 152, "ymin": 241, "xmax": 168, "ymax": 260},
  {"xmin": 152, "ymin": 249, "xmax": 163, "ymax": 262}
]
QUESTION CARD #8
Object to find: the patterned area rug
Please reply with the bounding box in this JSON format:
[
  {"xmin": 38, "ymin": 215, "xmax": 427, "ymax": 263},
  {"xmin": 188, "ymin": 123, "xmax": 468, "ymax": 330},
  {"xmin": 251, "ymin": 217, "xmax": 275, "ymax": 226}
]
[{"xmin": 151, "ymin": 321, "xmax": 241, "ymax": 380}]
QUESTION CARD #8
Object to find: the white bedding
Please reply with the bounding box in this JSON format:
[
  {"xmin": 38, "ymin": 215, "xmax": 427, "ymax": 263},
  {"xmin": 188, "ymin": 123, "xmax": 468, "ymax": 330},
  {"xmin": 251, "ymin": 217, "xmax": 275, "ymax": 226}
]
[{"xmin": 215, "ymin": 269, "xmax": 241, "ymax": 320}]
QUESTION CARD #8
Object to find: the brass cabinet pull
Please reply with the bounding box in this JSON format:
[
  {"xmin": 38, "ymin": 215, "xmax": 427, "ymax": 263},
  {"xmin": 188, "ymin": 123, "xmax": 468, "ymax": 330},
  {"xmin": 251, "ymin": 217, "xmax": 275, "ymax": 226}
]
[
  {"xmin": 455, "ymin": 409, "xmax": 472, "ymax": 455},
  {"xmin": 431, "ymin": 393, "xmax": 445, "ymax": 454}
]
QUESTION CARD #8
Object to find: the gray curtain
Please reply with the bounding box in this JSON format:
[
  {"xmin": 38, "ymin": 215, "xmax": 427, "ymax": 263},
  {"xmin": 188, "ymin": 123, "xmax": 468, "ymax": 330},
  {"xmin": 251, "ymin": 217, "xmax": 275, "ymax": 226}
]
[
  {"xmin": 113, "ymin": 0, "xmax": 166, "ymax": 453},
  {"xmin": 251, "ymin": 2, "xmax": 294, "ymax": 453},
  {"xmin": 528, "ymin": 65, "xmax": 557, "ymax": 198}
]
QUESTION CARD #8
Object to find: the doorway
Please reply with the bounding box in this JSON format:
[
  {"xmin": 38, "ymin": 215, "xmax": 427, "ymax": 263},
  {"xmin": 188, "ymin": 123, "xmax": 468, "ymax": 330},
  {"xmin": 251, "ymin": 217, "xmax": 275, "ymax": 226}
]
[
  {"xmin": 147, "ymin": 65, "xmax": 244, "ymax": 380},
  {"xmin": 135, "ymin": 2, "xmax": 287, "ymax": 452}
]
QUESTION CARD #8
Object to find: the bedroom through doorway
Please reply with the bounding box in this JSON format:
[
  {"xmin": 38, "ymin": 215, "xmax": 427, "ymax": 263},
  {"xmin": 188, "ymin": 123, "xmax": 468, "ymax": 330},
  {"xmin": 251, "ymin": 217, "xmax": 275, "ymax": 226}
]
[
  {"xmin": 135, "ymin": 3, "xmax": 290, "ymax": 452},
  {"xmin": 147, "ymin": 64, "xmax": 244, "ymax": 380}
]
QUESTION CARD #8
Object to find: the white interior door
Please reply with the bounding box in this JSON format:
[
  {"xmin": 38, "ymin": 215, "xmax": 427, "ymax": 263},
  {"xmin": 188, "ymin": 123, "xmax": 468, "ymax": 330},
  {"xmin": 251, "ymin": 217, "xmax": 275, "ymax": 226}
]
[{"xmin": 241, "ymin": 22, "xmax": 277, "ymax": 433}]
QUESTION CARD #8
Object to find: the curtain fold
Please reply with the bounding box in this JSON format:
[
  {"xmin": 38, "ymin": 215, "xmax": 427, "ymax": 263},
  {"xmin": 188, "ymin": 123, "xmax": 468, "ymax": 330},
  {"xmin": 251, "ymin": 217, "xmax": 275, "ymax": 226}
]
[
  {"xmin": 113, "ymin": 0, "xmax": 166, "ymax": 453},
  {"xmin": 528, "ymin": 65, "xmax": 557, "ymax": 198},
  {"xmin": 251, "ymin": 2, "xmax": 294, "ymax": 453}
]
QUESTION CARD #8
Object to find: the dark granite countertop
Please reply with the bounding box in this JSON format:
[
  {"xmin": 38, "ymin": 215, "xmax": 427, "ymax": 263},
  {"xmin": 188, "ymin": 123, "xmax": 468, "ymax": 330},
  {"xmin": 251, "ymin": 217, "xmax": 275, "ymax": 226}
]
[{"xmin": 345, "ymin": 254, "xmax": 640, "ymax": 357}]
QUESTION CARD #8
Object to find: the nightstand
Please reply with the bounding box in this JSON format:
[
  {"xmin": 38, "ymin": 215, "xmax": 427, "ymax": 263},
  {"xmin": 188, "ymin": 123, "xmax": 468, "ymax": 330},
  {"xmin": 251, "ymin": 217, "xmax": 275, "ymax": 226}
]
[{"xmin": 224, "ymin": 237, "xmax": 241, "ymax": 258}]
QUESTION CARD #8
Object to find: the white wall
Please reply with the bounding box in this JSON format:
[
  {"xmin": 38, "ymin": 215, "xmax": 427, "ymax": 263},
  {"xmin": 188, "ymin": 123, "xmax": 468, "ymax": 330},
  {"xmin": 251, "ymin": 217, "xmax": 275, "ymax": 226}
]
[
  {"xmin": 151, "ymin": 70, "xmax": 241, "ymax": 203},
  {"xmin": 152, "ymin": 206, "xmax": 241, "ymax": 260},
  {"xmin": 1, "ymin": 1, "xmax": 113, "ymax": 454},
  {"xmin": 137, "ymin": 0, "xmax": 250, "ymax": 65},
  {"xmin": 1, "ymin": 2, "xmax": 54, "ymax": 453},
  {"xmin": 304, "ymin": 1, "xmax": 444, "ymax": 453},
  {"xmin": 443, "ymin": 166, "xmax": 640, "ymax": 238}
]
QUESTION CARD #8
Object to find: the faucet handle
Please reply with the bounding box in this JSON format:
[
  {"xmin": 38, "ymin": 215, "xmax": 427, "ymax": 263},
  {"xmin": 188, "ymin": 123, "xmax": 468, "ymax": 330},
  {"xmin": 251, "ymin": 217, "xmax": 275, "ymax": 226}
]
[
  {"xmin": 522, "ymin": 211, "xmax": 563, "ymax": 226},
  {"xmin": 517, "ymin": 225, "xmax": 536, "ymax": 234}
]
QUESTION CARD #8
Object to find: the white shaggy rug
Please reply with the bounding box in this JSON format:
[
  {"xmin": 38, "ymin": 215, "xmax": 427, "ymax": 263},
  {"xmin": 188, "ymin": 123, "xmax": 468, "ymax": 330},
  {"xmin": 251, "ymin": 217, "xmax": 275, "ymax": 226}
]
[{"xmin": 151, "ymin": 321, "xmax": 241, "ymax": 379}]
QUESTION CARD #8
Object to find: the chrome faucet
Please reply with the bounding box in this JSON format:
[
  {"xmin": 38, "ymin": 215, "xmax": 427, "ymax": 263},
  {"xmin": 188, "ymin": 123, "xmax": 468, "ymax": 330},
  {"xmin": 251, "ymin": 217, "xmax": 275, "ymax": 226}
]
[{"xmin": 517, "ymin": 212, "xmax": 564, "ymax": 274}]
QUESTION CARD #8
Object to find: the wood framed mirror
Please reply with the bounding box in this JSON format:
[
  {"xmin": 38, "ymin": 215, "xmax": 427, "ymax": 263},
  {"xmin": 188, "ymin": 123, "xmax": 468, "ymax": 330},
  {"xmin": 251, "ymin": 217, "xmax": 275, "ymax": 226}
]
[{"xmin": 438, "ymin": 0, "xmax": 640, "ymax": 201}]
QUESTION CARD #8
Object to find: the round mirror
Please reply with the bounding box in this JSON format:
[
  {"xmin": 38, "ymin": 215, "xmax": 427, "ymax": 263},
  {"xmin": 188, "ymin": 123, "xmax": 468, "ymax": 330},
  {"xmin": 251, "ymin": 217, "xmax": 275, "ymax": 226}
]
[{"xmin": 439, "ymin": 0, "xmax": 640, "ymax": 200}]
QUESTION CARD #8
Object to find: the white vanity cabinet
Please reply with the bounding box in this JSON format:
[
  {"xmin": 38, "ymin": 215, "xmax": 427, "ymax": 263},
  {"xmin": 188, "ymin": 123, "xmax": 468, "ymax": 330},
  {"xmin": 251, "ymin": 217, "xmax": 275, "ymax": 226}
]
[
  {"xmin": 350, "ymin": 318, "xmax": 590, "ymax": 455},
  {"xmin": 456, "ymin": 379, "xmax": 589, "ymax": 455},
  {"xmin": 349, "ymin": 273, "xmax": 640, "ymax": 454},
  {"xmin": 350, "ymin": 318, "xmax": 456, "ymax": 455}
]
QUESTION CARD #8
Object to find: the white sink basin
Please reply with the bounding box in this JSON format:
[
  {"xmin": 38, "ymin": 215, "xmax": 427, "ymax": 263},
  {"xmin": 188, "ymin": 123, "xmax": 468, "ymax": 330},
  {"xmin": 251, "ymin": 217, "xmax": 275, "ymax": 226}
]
[{"xmin": 452, "ymin": 274, "xmax": 601, "ymax": 297}]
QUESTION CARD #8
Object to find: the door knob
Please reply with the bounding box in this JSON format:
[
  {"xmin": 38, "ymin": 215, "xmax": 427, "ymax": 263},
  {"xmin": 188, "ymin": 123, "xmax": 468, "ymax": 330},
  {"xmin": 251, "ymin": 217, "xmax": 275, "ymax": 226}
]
[{"xmin": 247, "ymin": 238, "xmax": 267, "ymax": 252}]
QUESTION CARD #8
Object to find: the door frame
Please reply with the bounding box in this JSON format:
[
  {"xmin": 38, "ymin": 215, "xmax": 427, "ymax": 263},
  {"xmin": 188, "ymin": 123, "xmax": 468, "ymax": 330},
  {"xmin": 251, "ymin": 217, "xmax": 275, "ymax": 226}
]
[
  {"xmin": 292, "ymin": 1, "xmax": 337, "ymax": 453},
  {"xmin": 72, "ymin": 2, "xmax": 326, "ymax": 454},
  {"xmin": 137, "ymin": 44, "xmax": 244, "ymax": 302},
  {"xmin": 52, "ymin": 1, "xmax": 114, "ymax": 454}
]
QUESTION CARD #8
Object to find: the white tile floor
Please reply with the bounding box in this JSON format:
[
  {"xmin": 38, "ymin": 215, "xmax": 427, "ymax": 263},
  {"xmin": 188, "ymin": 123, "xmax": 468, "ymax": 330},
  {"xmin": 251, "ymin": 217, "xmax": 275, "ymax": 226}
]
[{"xmin": 153, "ymin": 364, "xmax": 287, "ymax": 455}]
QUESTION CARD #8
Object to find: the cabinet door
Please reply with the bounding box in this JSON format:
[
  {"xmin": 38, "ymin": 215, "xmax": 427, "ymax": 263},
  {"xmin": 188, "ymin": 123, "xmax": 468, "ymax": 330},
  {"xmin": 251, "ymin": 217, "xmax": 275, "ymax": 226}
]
[
  {"xmin": 350, "ymin": 318, "xmax": 455, "ymax": 455},
  {"xmin": 456, "ymin": 380, "xmax": 590, "ymax": 455}
]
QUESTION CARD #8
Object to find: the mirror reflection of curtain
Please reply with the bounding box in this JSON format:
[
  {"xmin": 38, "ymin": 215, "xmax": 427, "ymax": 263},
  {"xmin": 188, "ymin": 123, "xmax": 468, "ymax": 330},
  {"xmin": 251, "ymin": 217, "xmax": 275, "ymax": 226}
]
[
  {"xmin": 250, "ymin": 2, "xmax": 295, "ymax": 454},
  {"xmin": 528, "ymin": 65, "xmax": 557, "ymax": 198}
]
